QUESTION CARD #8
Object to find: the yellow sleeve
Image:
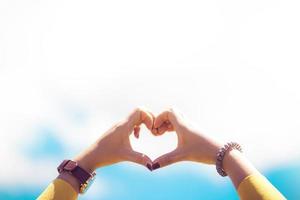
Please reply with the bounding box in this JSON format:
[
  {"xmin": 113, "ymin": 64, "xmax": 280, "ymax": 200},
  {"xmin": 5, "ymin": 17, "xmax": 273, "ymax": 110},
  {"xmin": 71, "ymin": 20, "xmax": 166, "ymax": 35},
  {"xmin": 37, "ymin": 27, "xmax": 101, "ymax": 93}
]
[
  {"xmin": 37, "ymin": 179, "xmax": 78, "ymax": 200},
  {"xmin": 237, "ymin": 174, "xmax": 286, "ymax": 200}
]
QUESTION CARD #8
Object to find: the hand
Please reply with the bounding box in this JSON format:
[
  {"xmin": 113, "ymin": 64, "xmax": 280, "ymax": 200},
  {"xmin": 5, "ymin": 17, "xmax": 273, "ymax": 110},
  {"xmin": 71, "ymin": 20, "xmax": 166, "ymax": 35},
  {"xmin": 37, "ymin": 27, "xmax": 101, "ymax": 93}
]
[
  {"xmin": 74, "ymin": 108, "xmax": 155, "ymax": 172},
  {"xmin": 151, "ymin": 108, "xmax": 260, "ymax": 189},
  {"xmin": 151, "ymin": 108, "xmax": 222, "ymax": 170}
]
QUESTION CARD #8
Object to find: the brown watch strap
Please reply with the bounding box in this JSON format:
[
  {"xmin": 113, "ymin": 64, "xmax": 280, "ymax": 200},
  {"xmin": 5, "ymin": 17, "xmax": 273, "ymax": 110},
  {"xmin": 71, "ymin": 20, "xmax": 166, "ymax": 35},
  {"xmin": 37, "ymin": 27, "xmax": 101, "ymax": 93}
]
[{"xmin": 57, "ymin": 160, "xmax": 93, "ymax": 185}]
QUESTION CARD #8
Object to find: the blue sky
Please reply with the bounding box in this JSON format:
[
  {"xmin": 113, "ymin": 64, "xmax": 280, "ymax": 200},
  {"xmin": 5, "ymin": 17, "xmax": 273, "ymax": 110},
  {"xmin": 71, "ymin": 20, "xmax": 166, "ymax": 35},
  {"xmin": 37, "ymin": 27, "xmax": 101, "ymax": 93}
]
[
  {"xmin": 1, "ymin": 126, "xmax": 299, "ymax": 199},
  {"xmin": 1, "ymin": 161, "xmax": 300, "ymax": 199}
]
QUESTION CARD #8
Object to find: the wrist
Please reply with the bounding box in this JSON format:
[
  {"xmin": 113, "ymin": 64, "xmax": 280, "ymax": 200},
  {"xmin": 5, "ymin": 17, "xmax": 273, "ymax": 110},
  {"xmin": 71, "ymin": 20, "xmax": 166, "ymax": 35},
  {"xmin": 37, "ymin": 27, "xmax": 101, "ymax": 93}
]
[
  {"xmin": 223, "ymin": 149, "xmax": 242, "ymax": 172},
  {"xmin": 57, "ymin": 159, "xmax": 97, "ymax": 194},
  {"xmin": 74, "ymin": 152, "xmax": 98, "ymax": 173},
  {"xmin": 203, "ymin": 140, "xmax": 223, "ymax": 164},
  {"xmin": 222, "ymin": 149, "xmax": 258, "ymax": 188}
]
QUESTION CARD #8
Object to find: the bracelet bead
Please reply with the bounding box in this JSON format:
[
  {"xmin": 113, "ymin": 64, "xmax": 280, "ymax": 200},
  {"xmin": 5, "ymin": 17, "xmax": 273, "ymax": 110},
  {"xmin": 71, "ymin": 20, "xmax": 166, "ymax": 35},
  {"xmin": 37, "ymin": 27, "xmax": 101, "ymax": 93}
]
[{"xmin": 215, "ymin": 142, "xmax": 243, "ymax": 177}]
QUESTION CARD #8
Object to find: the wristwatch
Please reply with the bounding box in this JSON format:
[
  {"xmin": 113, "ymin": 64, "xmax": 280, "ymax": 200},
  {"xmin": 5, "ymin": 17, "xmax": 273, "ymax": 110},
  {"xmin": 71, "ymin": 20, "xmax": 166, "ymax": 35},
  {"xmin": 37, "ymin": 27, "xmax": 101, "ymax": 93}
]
[{"xmin": 57, "ymin": 159, "xmax": 96, "ymax": 193}]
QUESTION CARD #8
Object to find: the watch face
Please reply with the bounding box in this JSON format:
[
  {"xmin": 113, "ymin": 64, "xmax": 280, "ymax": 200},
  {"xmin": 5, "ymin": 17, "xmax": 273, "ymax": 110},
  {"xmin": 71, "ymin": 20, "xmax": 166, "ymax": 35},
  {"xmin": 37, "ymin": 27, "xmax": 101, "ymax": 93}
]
[{"xmin": 64, "ymin": 160, "xmax": 78, "ymax": 171}]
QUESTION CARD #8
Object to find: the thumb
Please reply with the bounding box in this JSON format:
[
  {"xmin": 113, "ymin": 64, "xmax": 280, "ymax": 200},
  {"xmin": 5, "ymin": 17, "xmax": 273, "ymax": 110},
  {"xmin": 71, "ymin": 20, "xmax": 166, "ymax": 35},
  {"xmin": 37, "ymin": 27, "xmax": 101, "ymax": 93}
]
[
  {"xmin": 124, "ymin": 150, "xmax": 153, "ymax": 171},
  {"xmin": 152, "ymin": 148, "xmax": 184, "ymax": 170}
]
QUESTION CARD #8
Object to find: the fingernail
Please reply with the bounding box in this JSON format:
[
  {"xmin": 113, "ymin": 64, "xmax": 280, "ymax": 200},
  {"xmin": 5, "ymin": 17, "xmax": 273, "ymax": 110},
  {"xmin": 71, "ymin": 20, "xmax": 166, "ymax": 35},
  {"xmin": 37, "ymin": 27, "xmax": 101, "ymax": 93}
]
[
  {"xmin": 146, "ymin": 163, "xmax": 153, "ymax": 171},
  {"xmin": 152, "ymin": 162, "xmax": 160, "ymax": 170}
]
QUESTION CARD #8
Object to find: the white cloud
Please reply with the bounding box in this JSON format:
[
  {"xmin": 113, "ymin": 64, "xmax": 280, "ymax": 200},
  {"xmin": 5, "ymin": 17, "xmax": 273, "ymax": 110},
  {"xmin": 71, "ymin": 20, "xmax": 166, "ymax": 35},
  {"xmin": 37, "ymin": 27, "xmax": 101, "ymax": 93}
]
[{"xmin": 0, "ymin": 0, "xmax": 300, "ymax": 186}]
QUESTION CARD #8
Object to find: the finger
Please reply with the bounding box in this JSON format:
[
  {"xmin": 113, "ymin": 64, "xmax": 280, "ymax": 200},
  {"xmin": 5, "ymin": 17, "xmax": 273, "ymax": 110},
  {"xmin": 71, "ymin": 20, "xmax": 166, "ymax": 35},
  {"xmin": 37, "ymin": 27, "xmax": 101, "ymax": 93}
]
[
  {"xmin": 149, "ymin": 112, "xmax": 158, "ymax": 135},
  {"xmin": 139, "ymin": 110, "xmax": 154, "ymax": 130},
  {"xmin": 133, "ymin": 126, "xmax": 140, "ymax": 138},
  {"xmin": 127, "ymin": 108, "xmax": 154, "ymax": 135},
  {"xmin": 153, "ymin": 120, "xmax": 174, "ymax": 136},
  {"xmin": 151, "ymin": 127, "xmax": 159, "ymax": 135},
  {"xmin": 149, "ymin": 112, "xmax": 156, "ymax": 129},
  {"xmin": 152, "ymin": 149, "xmax": 184, "ymax": 170},
  {"xmin": 167, "ymin": 123, "xmax": 174, "ymax": 131},
  {"xmin": 156, "ymin": 122, "xmax": 170, "ymax": 135},
  {"xmin": 125, "ymin": 150, "xmax": 153, "ymax": 171},
  {"xmin": 154, "ymin": 110, "xmax": 169, "ymax": 128},
  {"xmin": 151, "ymin": 124, "xmax": 169, "ymax": 136},
  {"xmin": 154, "ymin": 108, "xmax": 185, "ymax": 131}
]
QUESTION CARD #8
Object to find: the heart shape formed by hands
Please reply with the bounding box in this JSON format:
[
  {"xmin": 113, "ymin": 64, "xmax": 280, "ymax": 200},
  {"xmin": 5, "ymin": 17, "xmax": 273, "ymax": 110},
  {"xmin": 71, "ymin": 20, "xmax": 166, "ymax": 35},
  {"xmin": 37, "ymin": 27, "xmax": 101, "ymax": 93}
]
[
  {"xmin": 125, "ymin": 108, "xmax": 221, "ymax": 171},
  {"xmin": 130, "ymin": 125, "xmax": 178, "ymax": 161},
  {"xmin": 127, "ymin": 109, "xmax": 182, "ymax": 170}
]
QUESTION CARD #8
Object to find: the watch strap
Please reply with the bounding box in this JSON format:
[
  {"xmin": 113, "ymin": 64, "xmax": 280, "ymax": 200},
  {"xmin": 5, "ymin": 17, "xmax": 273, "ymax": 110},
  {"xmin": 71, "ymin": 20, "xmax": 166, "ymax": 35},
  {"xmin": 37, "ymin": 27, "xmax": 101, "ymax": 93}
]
[{"xmin": 57, "ymin": 160, "xmax": 94, "ymax": 186}]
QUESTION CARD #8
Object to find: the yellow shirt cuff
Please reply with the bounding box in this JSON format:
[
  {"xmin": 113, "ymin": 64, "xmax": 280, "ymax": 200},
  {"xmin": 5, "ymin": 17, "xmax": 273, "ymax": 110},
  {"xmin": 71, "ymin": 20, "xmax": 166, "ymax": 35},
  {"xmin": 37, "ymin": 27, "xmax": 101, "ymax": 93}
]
[
  {"xmin": 37, "ymin": 179, "xmax": 78, "ymax": 200},
  {"xmin": 237, "ymin": 174, "xmax": 286, "ymax": 200}
]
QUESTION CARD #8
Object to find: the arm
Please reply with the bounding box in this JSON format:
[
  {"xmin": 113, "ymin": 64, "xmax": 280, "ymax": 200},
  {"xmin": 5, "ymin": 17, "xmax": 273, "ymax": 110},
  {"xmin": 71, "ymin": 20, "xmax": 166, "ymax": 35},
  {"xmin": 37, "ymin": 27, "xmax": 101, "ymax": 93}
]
[
  {"xmin": 224, "ymin": 150, "xmax": 286, "ymax": 200},
  {"xmin": 37, "ymin": 108, "xmax": 154, "ymax": 200},
  {"xmin": 151, "ymin": 108, "xmax": 286, "ymax": 200}
]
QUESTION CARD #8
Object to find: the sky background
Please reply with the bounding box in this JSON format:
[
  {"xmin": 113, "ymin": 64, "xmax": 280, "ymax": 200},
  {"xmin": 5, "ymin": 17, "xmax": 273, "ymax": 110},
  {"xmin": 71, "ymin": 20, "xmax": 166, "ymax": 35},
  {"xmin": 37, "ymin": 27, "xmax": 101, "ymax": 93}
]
[{"xmin": 0, "ymin": 0, "xmax": 300, "ymax": 199}]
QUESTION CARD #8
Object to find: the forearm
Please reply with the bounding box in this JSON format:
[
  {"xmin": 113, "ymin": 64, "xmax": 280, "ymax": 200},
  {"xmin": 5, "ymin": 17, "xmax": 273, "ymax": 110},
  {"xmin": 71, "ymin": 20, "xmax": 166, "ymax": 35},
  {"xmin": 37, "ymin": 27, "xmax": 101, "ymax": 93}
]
[
  {"xmin": 222, "ymin": 149, "xmax": 258, "ymax": 188},
  {"xmin": 222, "ymin": 150, "xmax": 286, "ymax": 200}
]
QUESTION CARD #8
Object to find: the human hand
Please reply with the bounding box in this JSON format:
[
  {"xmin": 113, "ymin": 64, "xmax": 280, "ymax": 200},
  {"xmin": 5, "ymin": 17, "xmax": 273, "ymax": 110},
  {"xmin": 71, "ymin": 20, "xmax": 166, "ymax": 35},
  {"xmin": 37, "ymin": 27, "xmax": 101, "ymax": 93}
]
[
  {"xmin": 151, "ymin": 108, "xmax": 222, "ymax": 170},
  {"xmin": 74, "ymin": 108, "xmax": 155, "ymax": 172},
  {"xmin": 150, "ymin": 108, "xmax": 261, "ymax": 189}
]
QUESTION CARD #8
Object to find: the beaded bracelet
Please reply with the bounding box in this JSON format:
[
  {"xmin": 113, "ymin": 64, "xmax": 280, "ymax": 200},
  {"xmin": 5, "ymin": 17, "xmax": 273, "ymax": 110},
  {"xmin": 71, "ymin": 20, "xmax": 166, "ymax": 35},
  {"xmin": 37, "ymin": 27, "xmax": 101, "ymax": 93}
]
[{"xmin": 216, "ymin": 142, "xmax": 242, "ymax": 177}]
